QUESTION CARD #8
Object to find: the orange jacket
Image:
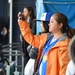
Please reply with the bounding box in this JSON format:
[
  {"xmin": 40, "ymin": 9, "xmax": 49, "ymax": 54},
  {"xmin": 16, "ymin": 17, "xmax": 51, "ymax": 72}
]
[{"xmin": 18, "ymin": 20, "xmax": 70, "ymax": 75}]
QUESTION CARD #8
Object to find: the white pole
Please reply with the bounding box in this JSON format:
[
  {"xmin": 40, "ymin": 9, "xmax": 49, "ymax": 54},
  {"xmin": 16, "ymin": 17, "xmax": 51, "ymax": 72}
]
[{"xmin": 8, "ymin": 0, "xmax": 13, "ymax": 62}]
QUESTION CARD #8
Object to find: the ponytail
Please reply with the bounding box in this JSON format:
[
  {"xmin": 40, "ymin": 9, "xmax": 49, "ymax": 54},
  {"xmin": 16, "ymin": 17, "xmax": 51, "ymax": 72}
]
[{"xmin": 66, "ymin": 25, "xmax": 75, "ymax": 38}]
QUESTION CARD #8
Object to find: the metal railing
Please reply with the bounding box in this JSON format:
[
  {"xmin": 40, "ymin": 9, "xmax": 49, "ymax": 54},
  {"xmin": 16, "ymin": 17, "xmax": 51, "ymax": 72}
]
[{"xmin": 2, "ymin": 43, "xmax": 24, "ymax": 75}]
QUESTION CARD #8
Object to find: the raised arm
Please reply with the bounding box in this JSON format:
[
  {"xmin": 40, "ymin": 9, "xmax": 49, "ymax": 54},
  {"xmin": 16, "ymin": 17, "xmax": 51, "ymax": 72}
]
[{"xmin": 18, "ymin": 16, "xmax": 47, "ymax": 48}]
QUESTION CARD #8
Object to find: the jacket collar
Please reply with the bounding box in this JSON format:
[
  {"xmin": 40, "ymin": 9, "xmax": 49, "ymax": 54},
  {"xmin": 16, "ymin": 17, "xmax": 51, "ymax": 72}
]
[{"xmin": 47, "ymin": 33, "xmax": 70, "ymax": 48}]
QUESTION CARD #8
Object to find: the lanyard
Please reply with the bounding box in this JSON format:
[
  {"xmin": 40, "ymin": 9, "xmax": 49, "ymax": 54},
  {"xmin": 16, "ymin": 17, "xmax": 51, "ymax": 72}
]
[{"xmin": 38, "ymin": 36, "xmax": 59, "ymax": 69}]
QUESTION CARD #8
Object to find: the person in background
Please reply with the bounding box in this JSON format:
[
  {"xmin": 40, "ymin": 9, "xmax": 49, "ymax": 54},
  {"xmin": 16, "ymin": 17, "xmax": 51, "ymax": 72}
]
[
  {"xmin": 66, "ymin": 35, "xmax": 75, "ymax": 75},
  {"xmin": 18, "ymin": 12, "xmax": 75, "ymax": 75},
  {"xmin": 19, "ymin": 6, "xmax": 36, "ymax": 67},
  {"xmin": 24, "ymin": 13, "xmax": 52, "ymax": 75},
  {"xmin": 0, "ymin": 17, "xmax": 7, "ymax": 45}
]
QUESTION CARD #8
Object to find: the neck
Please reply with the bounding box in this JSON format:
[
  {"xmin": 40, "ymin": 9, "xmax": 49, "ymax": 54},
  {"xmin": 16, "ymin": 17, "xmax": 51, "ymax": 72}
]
[
  {"xmin": 27, "ymin": 16, "xmax": 30, "ymax": 19},
  {"xmin": 53, "ymin": 32, "xmax": 63, "ymax": 39}
]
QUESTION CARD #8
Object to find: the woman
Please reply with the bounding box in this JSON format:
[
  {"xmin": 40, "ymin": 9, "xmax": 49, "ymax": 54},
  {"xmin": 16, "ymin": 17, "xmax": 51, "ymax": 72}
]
[
  {"xmin": 24, "ymin": 13, "xmax": 51, "ymax": 75},
  {"xmin": 18, "ymin": 12, "xmax": 74, "ymax": 75},
  {"xmin": 19, "ymin": 6, "xmax": 36, "ymax": 67}
]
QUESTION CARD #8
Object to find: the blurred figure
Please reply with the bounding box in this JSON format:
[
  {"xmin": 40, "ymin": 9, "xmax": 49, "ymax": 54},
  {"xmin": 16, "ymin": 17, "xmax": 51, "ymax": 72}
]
[
  {"xmin": 0, "ymin": 17, "xmax": 7, "ymax": 45},
  {"xmin": 19, "ymin": 6, "xmax": 36, "ymax": 67},
  {"xmin": 0, "ymin": 44, "xmax": 5, "ymax": 75},
  {"xmin": 66, "ymin": 35, "xmax": 75, "ymax": 75}
]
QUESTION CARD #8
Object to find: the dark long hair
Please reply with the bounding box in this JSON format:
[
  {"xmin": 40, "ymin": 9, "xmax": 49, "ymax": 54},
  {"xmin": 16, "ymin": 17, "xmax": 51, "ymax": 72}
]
[
  {"xmin": 53, "ymin": 12, "xmax": 75, "ymax": 38},
  {"xmin": 24, "ymin": 6, "xmax": 35, "ymax": 26},
  {"xmin": 24, "ymin": 6, "xmax": 36, "ymax": 34},
  {"xmin": 38, "ymin": 21, "xmax": 49, "ymax": 35}
]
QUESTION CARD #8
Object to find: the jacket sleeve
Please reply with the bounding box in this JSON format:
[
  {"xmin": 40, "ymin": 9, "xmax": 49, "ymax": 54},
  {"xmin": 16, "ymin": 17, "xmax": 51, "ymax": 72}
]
[
  {"xmin": 59, "ymin": 40, "xmax": 70, "ymax": 75},
  {"xmin": 18, "ymin": 20, "xmax": 47, "ymax": 48}
]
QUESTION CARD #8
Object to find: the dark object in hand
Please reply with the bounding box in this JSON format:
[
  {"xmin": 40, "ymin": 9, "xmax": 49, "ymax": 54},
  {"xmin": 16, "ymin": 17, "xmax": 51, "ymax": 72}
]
[{"xmin": 19, "ymin": 13, "xmax": 27, "ymax": 21}]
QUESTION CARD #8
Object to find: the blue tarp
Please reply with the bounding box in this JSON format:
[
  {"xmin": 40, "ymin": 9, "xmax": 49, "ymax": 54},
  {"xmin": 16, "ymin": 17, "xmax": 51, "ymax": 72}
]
[
  {"xmin": 36, "ymin": 0, "xmax": 46, "ymax": 34},
  {"xmin": 36, "ymin": 0, "xmax": 75, "ymax": 34}
]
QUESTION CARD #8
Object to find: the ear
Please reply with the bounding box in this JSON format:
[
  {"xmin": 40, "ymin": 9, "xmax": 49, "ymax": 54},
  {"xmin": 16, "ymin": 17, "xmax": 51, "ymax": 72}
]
[{"xmin": 59, "ymin": 23, "xmax": 63, "ymax": 28}]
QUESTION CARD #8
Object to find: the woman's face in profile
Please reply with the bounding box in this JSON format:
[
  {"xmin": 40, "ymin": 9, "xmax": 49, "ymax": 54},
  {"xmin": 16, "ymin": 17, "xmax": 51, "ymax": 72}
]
[
  {"xmin": 40, "ymin": 21, "xmax": 46, "ymax": 32},
  {"xmin": 23, "ymin": 8, "xmax": 30, "ymax": 17},
  {"xmin": 48, "ymin": 15, "xmax": 61, "ymax": 33}
]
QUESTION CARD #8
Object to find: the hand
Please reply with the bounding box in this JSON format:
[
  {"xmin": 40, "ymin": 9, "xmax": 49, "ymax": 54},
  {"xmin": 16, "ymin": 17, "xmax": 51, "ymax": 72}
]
[
  {"xmin": 17, "ymin": 12, "xmax": 27, "ymax": 22},
  {"xmin": 18, "ymin": 12, "xmax": 23, "ymax": 22}
]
